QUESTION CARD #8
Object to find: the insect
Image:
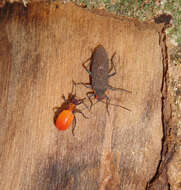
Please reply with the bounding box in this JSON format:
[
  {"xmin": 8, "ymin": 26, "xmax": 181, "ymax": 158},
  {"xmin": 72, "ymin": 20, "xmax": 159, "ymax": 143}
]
[
  {"xmin": 54, "ymin": 81, "xmax": 88, "ymax": 135},
  {"xmin": 77, "ymin": 45, "xmax": 131, "ymax": 113}
]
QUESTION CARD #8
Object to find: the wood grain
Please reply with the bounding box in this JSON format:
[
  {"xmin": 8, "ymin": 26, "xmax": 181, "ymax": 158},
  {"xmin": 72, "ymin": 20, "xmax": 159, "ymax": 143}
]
[{"xmin": 0, "ymin": 2, "xmax": 163, "ymax": 190}]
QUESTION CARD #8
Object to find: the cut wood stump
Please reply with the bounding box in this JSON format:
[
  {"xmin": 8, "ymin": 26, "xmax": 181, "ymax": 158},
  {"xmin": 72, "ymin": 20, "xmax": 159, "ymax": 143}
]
[{"xmin": 0, "ymin": 2, "xmax": 164, "ymax": 190}]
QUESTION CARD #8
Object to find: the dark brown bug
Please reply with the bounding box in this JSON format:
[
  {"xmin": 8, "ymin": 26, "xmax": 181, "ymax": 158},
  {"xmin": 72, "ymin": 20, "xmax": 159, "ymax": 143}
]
[
  {"xmin": 53, "ymin": 81, "xmax": 88, "ymax": 135},
  {"xmin": 77, "ymin": 45, "xmax": 131, "ymax": 113}
]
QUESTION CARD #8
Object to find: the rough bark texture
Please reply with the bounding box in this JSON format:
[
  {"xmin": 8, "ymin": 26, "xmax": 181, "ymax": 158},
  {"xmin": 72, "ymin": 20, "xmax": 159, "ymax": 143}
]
[
  {"xmin": 166, "ymin": 43, "xmax": 181, "ymax": 190},
  {"xmin": 0, "ymin": 2, "xmax": 164, "ymax": 190}
]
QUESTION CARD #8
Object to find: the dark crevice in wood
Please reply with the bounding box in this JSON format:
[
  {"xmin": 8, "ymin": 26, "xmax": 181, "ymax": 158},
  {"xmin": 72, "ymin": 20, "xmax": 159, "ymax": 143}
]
[{"xmin": 146, "ymin": 26, "xmax": 175, "ymax": 190}]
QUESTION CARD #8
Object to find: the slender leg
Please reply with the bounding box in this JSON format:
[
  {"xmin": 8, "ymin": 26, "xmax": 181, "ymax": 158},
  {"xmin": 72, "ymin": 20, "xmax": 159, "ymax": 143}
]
[
  {"xmin": 105, "ymin": 95, "xmax": 111, "ymax": 115},
  {"xmin": 105, "ymin": 94, "xmax": 131, "ymax": 112},
  {"xmin": 76, "ymin": 82, "xmax": 92, "ymax": 89},
  {"xmin": 86, "ymin": 91, "xmax": 94, "ymax": 110},
  {"xmin": 72, "ymin": 80, "xmax": 80, "ymax": 95},
  {"xmin": 82, "ymin": 58, "xmax": 92, "ymax": 75},
  {"xmin": 71, "ymin": 81, "xmax": 92, "ymax": 111},
  {"xmin": 62, "ymin": 94, "xmax": 66, "ymax": 101},
  {"xmin": 107, "ymin": 84, "xmax": 131, "ymax": 93},
  {"xmin": 74, "ymin": 109, "xmax": 88, "ymax": 119},
  {"xmin": 113, "ymin": 104, "xmax": 131, "ymax": 112},
  {"xmin": 100, "ymin": 95, "xmax": 131, "ymax": 112},
  {"xmin": 72, "ymin": 117, "xmax": 76, "ymax": 136},
  {"xmin": 108, "ymin": 54, "xmax": 131, "ymax": 94},
  {"xmin": 77, "ymin": 98, "xmax": 86, "ymax": 105},
  {"xmin": 77, "ymin": 98, "xmax": 90, "ymax": 111},
  {"xmin": 82, "ymin": 101, "xmax": 90, "ymax": 111},
  {"xmin": 108, "ymin": 52, "xmax": 117, "ymax": 77},
  {"xmin": 108, "ymin": 72, "xmax": 116, "ymax": 78},
  {"xmin": 62, "ymin": 94, "xmax": 70, "ymax": 106},
  {"xmin": 53, "ymin": 106, "xmax": 61, "ymax": 112}
]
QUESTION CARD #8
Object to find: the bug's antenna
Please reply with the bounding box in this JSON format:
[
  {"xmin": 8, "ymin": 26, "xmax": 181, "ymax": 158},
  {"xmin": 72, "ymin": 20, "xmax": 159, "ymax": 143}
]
[
  {"xmin": 101, "ymin": 101, "xmax": 131, "ymax": 112},
  {"xmin": 72, "ymin": 80, "xmax": 77, "ymax": 95}
]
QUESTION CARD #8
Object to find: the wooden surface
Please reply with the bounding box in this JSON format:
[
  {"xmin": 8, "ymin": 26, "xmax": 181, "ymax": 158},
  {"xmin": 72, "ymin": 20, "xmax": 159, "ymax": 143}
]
[{"xmin": 0, "ymin": 2, "xmax": 164, "ymax": 190}]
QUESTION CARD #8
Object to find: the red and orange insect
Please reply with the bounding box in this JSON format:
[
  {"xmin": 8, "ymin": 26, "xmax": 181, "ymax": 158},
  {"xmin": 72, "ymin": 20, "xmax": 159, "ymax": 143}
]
[{"xmin": 54, "ymin": 82, "xmax": 88, "ymax": 135}]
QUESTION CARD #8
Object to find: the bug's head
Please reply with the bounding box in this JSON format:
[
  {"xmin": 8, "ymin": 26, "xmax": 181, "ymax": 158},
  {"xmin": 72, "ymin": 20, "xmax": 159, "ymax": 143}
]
[
  {"xmin": 72, "ymin": 97, "xmax": 80, "ymax": 105},
  {"xmin": 68, "ymin": 94, "xmax": 78, "ymax": 105},
  {"xmin": 69, "ymin": 94, "xmax": 86, "ymax": 106}
]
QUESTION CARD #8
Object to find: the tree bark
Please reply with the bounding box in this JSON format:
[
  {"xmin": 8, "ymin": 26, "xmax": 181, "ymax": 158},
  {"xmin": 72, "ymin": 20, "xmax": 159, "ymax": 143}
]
[{"xmin": 0, "ymin": 2, "xmax": 164, "ymax": 190}]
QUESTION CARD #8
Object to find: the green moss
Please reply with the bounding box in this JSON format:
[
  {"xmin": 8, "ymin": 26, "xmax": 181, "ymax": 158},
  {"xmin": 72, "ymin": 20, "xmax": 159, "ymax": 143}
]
[{"xmin": 73, "ymin": 0, "xmax": 181, "ymax": 46}]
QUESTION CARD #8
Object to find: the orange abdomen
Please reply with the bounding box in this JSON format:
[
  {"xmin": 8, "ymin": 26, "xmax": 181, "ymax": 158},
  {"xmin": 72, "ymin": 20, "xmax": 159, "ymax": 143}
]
[{"xmin": 56, "ymin": 110, "xmax": 74, "ymax": 130}]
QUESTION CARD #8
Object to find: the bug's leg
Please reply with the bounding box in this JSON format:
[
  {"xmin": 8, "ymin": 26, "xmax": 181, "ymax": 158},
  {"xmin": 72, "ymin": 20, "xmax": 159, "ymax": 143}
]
[
  {"xmin": 71, "ymin": 80, "xmax": 78, "ymax": 95},
  {"xmin": 108, "ymin": 52, "xmax": 131, "ymax": 96},
  {"xmin": 109, "ymin": 52, "xmax": 116, "ymax": 73},
  {"xmin": 76, "ymin": 82, "xmax": 92, "ymax": 89},
  {"xmin": 74, "ymin": 109, "xmax": 88, "ymax": 119},
  {"xmin": 62, "ymin": 94, "xmax": 66, "ymax": 101},
  {"xmin": 72, "ymin": 116, "xmax": 77, "ymax": 136},
  {"xmin": 77, "ymin": 98, "xmax": 90, "ymax": 111},
  {"xmin": 82, "ymin": 58, "xmax": 92, "ymax": 75},
  {"xmin": 86, "ymin": 91, "xmax": 94, "ymax": 111},
  {"xmin": 53, "ymin": 106, "xmax": 60, "ymax": 112},
  {"xmin": 108, "ymin": 52, "xmax": 117, "ymax": 77},
  {"xmin": 105, "ymin": 95, "xmax": 111, "ymax": 115},
  {"xmin": 77, "ymin": 97, "xmax": 86, "ymax": 105},
  {"xmin": 72, "ymin": 80, "xmax": 91, "ymax": 111},
  {"xmin": 104, "ymin": 95, "xmax": 131, "ymax": 112},
  {"xmin": 62, "ymin": 94, "xmax": 71, "ymax": 106},
  {"xmin": 82, "ymin": 101, "xmax": 90, "ymax": 111},
  {"xmin": 107, "ymin": 84, "xmax": 132, "ymax": 93}
]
